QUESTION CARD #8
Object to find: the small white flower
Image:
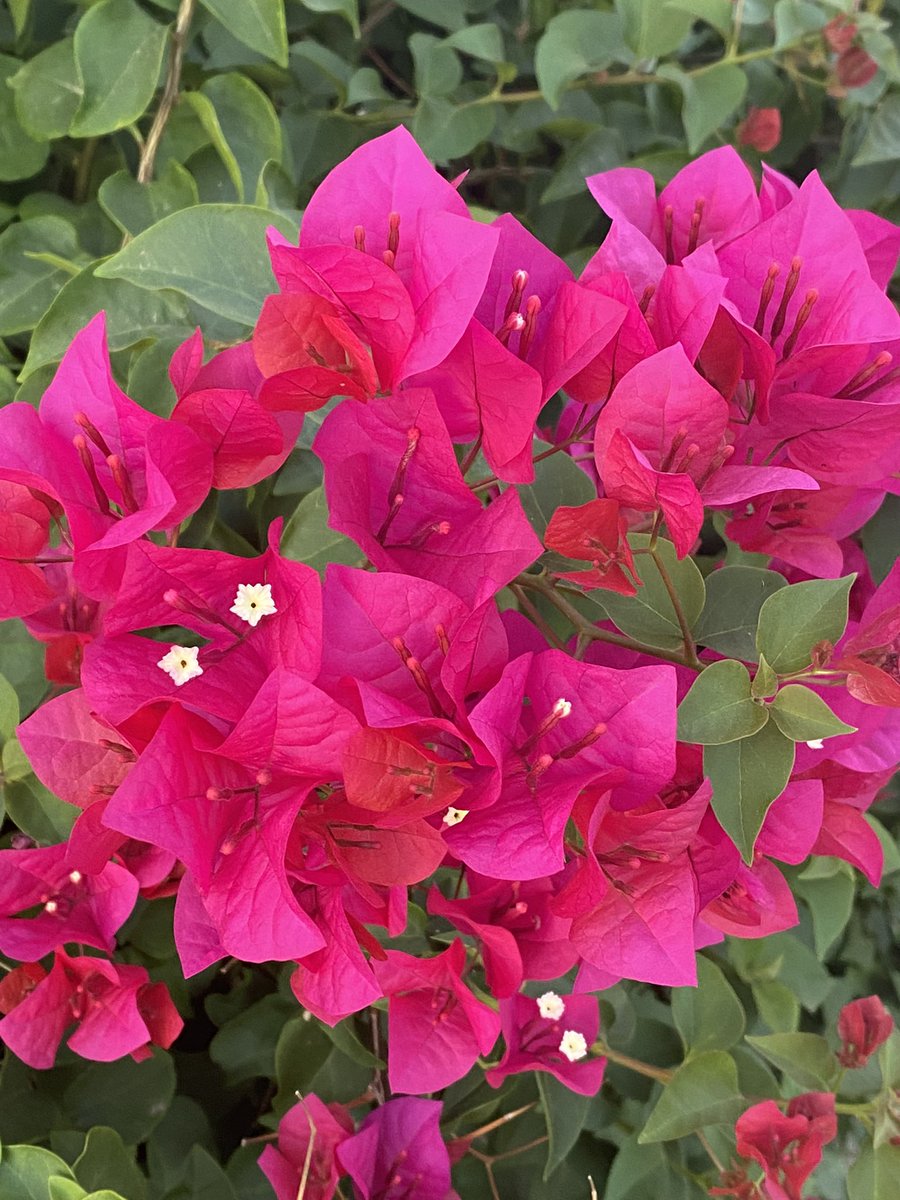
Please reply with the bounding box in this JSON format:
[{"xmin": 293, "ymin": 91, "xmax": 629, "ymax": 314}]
[
  {"xmin": 805, "ymin": 738, "xmax": 825, "ymax": 750},
  {"xmin": 157, "ymin": 645, "xmax": 203, "ymax": 686},
  {"xmin": 68, "ymin": 870, "xmax": 83, "ymax": 885},
  {"xmin": 537, "ymin": 991, "xmax": 565, "ymax": 1021},
  {"xmin": 43, "ymin": 899, "xmax": 59, "ymax": 914},
  {"xmin": 559, "ymin": 1029, "xmax": 588, "ymax": 1063},
  {"xmin": 230, "ymin": 582, "xmax": 277, "ymax": 627},
  {"xmin": 553, "ymin": 698, "xmax": 572, "ymax": 718},
  {"xmin": 442, "ymin": 807, "xmax": 469, "ymax": 827}
]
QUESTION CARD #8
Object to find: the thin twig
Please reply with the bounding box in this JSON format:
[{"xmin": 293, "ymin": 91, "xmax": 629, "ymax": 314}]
[
  {"xmin": 596, "ymin": 1042, "xmax": 673, "ymax": 1084},
  {"xmin": 137, "ymin": 0, "xmax": 196, "ymax": 184},
  {"xmin": 649, "ymin": 547, "xmax": 703, "ymax": 669},
  {"xmin": 510, "ymin": 584, "xmax": 567, "ymax": 651}
]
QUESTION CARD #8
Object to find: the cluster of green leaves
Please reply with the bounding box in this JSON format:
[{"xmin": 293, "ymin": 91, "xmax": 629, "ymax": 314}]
[{"xmin": 1, "ymin": 2, "xmax": 899, "ymax": 1198}]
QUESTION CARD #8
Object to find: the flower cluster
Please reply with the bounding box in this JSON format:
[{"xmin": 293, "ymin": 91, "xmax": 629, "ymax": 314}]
[{"xmin": 0, "ymin": 128, "xmax": 898, "ymax": 1195}]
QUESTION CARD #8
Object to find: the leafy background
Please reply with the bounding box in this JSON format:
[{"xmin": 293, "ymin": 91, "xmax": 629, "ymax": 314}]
[{"xmin": 0, "ymin": 1, "xmax": 898, "ymax": 1197}]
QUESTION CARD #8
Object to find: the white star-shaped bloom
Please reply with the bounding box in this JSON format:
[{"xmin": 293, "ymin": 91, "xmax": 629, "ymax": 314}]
[
  {"xmin": 442, "ymin": 807, "xmax": 469, "ymax": 827},
  {"xmin": 157, "ymin": 645, "xmax": 203, "ymax": 686},
  {"xmin": 806, "ymin": 738, "xmax": 825, "ymax": 750},
  {"xmin": 230, "ymin": 582, "xmax": 277, "ymax": 627},
  {"xmin": 559, "ymin": 1030, "xmax": 588, "ymax": 1063},
  {"xmin": 537, "ymin": 991, "xmax": 565, "ymax": 1021}
]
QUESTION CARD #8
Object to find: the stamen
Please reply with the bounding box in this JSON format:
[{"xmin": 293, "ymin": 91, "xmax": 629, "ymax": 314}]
[
  {"xmin": 376, "ymin": 492, "xmax": 404, "ymax": 544},
  {"xmin": 504, "ymin": 269, "xmax": 528, "ymax": 319},
  {"xmin": 435, "ymin": 624, "xmax": 450, "ymax": 656},
  {"xmin": 769, "ymin": 256, "xmax": 802, "ymax": 342},
  {"xmin": 753, "ymin": 262, "xmax": 781, "ymax": 334},
  {"xmin": 382, "ymin": 249, "xmax": 395, "ymax": 270},
  {"xmin": 853, "ymin": 363, "xmax": 900, "ymax": 402},
  {"xmin": 496, "ymin": 311, "xmax": 525, "ymax": 347},
  {"xmin": 663, "ymin": 204, "xmax": 674, "ymax": 263},
  {"xmin": 781, "ymin": 288, "xmax": 818, "ymax": 358},
  {"xmin": 839, "ymin": 351, "xmax": 893, "ymax": 397},
  {"xmin": 517, "ymin": 698, "xmax": 572, "ymax": 758},
  {"xmin": 98, "ymin": 738, "xmax": 137, "ymax": 763},
  {"xmin": 353, "ymin": 225, "xmax": 366, "ymax": 253},
  {"xmin": 73, "ymin": 435, "xmax": 112, "ymax": 513},
  {"xmin": 106, "ymin": 455, "xmax": 138, "ymax": 513},
  {"xmin": 74, "ymin": 412, "xmax": 113, "ymax": 458},
  {"xmin": 518, "ymin": 295, "xmax": 542, "ymax": 359},
  {"xmin": 387, "ymin": 212, "xmax": 400, "ymax": 256},
  {"xmin": 377, "ymin": 426, "xmax": 420, "ymax": 542},
  {"xmin": 390, "ymin": 637, "xmax": 444, "ymax": 718},
  {"xmin": 638, "ymin": 284, "xmax": 655, "ymax": 315},
  {"xmin": 394, "ymin": 519, "xmax": 450, "ymax": 550},
  {"xmin": 557, "ymin": 721, "xmax": 607, "ymax": 759},
  {"xmin": 686, "ymin": 197, "xmax": 705, "ymax": 255},
  {"xmin": 163, "ymin": 588, "xmax": 240, "ymax": 634},
  {"xmin": 526, "ymin": 752, "xmax": 554, "ymax": 784}
]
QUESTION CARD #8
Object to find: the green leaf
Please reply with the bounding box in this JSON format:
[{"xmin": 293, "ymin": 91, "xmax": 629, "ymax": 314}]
[
  {"xmin": 756, "ymin": 575, "xmax": 854, "ymax": 674},
  {"xmin": 395, "ymin": 0, "xmax": 465, "ymax": 32},
  {"xmin": 281, "ymin": 486, "xmax": 361, "ymax": 576},
  {"xmin": 5, "ymin": 775, "xmax": 76, "ymax": 842},
  {"xmin": 659, "ymin": 62, "xmax": 748, "ymax": 152},
  {"xmin": 8, "ymin": 39, "xmax": 83, "ymax": 141},
  {"xmin": 71, "ymin": 0, "xmax": 168, "ymax": 138},
  {"xmin": 639, "ymin": 1051, "xmax": 745, "ymax": 1143},
  {"xmin": 769, "ymin": 685, "xmax": 856, "ymax": 743},
  {"xmin": 320, "ymin": 1018, "xmax": 385, "ymax": 1068},
  {"xmin": 98, "ymin": 163, "xmax": 198, "ymax": 239},
  {"xmin": 0, "ymin": 672, "xmax": 20, "ymax": 739},
  {"xmin": 848, "ymin": 1144, "xmax": 900, "ymax": 1200},
  {"xmin": 535, "ymin": 11, "xmax": 628, "ymax": 109},
  {"xmin": 95, "ymin": 205, "xmax": 297, "ymax": 326},
  {"xmin": 410, "ymin": 33, "xmax": 462, "ymax": 97},
  {"xmin": 0, "ymin": 55, "xmax": 50, "ymax": 181},
  {"xmin": 537, "ymin": 1072, "xmax": 590, "ymax": 1179},
  {"xmin": 0, "ymin": 216, "xmax": 86, "ymax": 335},
  {"xmin": 677, "ymin": 659, "xmax": 769, "ymax": 745},
  {"xmin": 413, "ymin": 98, "xmax": 497, "ymax": 162},
  {"xmin": 595, "ymin": 535, "xmax": 706, "ymax": 652},
  {"xmin": 163, "ymin": 1146, "xmax": 237, "ymax": 1200},
  {"xmin": 48, "ymin": 1181, "xmax": 87, "ymax": 1200},
  {"xmin": 794, "ymin": 865, "xmax": 856, "ymax": 959},
  {"xmin": 209, "ymin": 994, "xmax": 296, "ymax": 1083},
  {"xmin": 63, "ymin": 1052, "xmax": 176, "ymax": 1144},
  {"xmin": 694, "ymin": 566, "xmax": 787, "ymax": 662},
  {"xmin": 672, "ymin": 956, "xmax": 745, "ymax": 1056},
  {"xmin": 746, "ymin": 1033, "xmax": 840, "ymax": 1091},
  {"xmin": 190, "ymin": 74, "xmax": 283, "ymax": 203},
  {"xmin": 444, "ymin": 23, "xmax": 505, "ymax": 62},
  {"xmin": 0, "ymin": 1147, "xmax": 76, "ymax": 1198},
  {"xmin": 519, "ymin": 450, "xmax": 596, "ymax": 539},
  {"xmin": 273, "ymin": 1016, "xmax": 333, "ymax": 1117},
  {"xmin": 0, "ymin": 620, "xmax": 45, "ymax": 716},
  {"xmin": 618, "ymin": 0, "xmax": 694, "ymax": 58},
  {"xmin": 704, "ymin": 721, "xmax": 795, "ymax": 862},
  {"xmin": 663, "ymin": 0, "xmax": 733, "ymax": 38},
  {"xmin": 852, "ymin": 95, "xmax": 900, "ymax": 167},
  {"xmin": 604, "ymin": 1139, "xmax": 669, "ymax": 1200},
  {"xmin": 752, "ymin": 980, "xmax": 800, "ymax": 1033},
  {"xmin": 751, "ymin": 654, "xmax": 778, "ymax": 700},
  {"xmin": 73, "ymin": 1128, "xmax": 146, "ymax": 1200},
  {"xmin": 773, "ymin": 0, "xmax": 826, "ymax": 48},
  {"xmin": 22, "ymin": 262, "xmax": 191, "ymax": 380},
  {"xmin": 199, "ymin": 0, "xmax": 288, "ymax": 67},
  {"xmin": 300, "ymin": 0, "xmax": 359, "ymax": 35}
]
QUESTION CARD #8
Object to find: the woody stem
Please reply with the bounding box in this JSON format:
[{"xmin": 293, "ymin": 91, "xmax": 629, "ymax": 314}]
[
  {"xmin": 649, "ymin": 547, "xmax": 703, "ymax": 670},
  {"xmin": 593, "ymin": 1041, "xmax": 673, "ymax": 1084}
]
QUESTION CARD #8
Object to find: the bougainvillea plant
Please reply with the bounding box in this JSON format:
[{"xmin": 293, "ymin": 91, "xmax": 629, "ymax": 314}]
[{"xmin": 1, "ymin": 121, "xmax": 899, "ymax": 1200}]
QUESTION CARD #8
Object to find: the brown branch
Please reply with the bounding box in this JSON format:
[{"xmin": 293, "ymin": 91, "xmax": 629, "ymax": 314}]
[{"xmin": 137, "ymin": 0, "xmax": 196, "ymax": 184}]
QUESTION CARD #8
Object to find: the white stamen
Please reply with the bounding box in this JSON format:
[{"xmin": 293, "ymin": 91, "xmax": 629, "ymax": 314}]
[
  {"xmin": 442, "ymin": 807, "xmax": 469, "ymax": 827},
  {"xmin": 157, "ymin": 645, "xmax": 203, "ymax": 686},
  {"xmin": 537, "ymin": 991, "xmax": 565, "ymax": 1021},
  {"xmin": 230, "ymin": 582, "xmax": 277, "ymax": 627},
  {"xmin": 68, "ymin": 870, "xmax": 83, "ymax": 885},
  {"xmin": 559, "ymin": 1029, "xmax": 588, "ymax": 1062},
  {"xmin": 805, "ymin": 739, "xmax": 825, "ymax": 750},
  {"xmin": 553, "ymin": 698, "xmax": 572, "ymax": 718}
]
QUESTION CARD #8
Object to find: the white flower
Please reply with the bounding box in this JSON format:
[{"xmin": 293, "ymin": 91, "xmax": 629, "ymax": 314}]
[
  {"xmin": 559, "ymin": 1029, "xmax": 588, "ymax": 1063},
  {"xmin": 230, "ymin": 582, "xmax": 277, "ymax": 627},
  {"xmin": 68, "ymin": 870, "xmax": 83, "ymax": 885},
  {"xmin": 537, "ymin": 991, "xmax": 565, "ymax": 1021},
  {"xmin": 442, "ymin": 807, "xmax": 469, "ymax": 827},
  {"xmin": 553, "ymin": 698, "xmax": 572, "ymax": 718},
  {"xmin": 805, "ymin": 738, "xmax": 825, "ymax": 750},
  {"xmin": 157, "ymin": 645, "xmax": 203, "ymax": 686}
]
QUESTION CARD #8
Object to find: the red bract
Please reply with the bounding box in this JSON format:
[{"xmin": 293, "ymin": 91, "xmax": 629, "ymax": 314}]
[
  {"xmin": 337, "ymin": 1097, "xmax": 457, "ymax": 1200},
  {"xmin": 837, "ymin": 995, "xmax": 894, "ymax": 1068},
  {"xmin": 544, "ymin": 499, "xmax": 637, "ymax": 594},
  {"xmin": 375, "ymin": 940, "xmax": 501, "ymax": 1093},
  {"xmin": 737, "ymin": 107, "xmax": 782, "ymax": 153},
  {"xmin": 0, "ymin": 948, "xmax": 181, "ymax": 1069},
  {"xmin": 259, "ymin": 1094, "xmax": 352, "ymax": 1200},
  {"xmin": 734, "ymin": 1093, "xmax": 836, "ymax": 1200},
  {"xmin": 486, "ymin": 991, "xmax": 605, "ymax": 1096}
]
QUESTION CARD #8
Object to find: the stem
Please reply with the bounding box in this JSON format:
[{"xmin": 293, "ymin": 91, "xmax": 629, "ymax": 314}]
[
  {"xmin": 73, "ymin": 137, "xmax": 99, "ymax": 202},
  {"xmin": 516, "ymin": 572, "xmax": 702, "ymax": 670},
  {"xmin": 726, "ymin": 0, "xmax": 745, "ymax": 58},
  {"xmin": 460, "ymin": 1102, "xmax": 536, "ymax": 1143},
  {"xmin": 510, "ymin": 584, "xmax": 567, "ymax": 651},
  {"xmin": 649, "ymin": 547, "xmax": 703, "ymax": 670},
  {"xmin": 697, "ymin": 1129, "xmax": 727, "ymax": 1174},
  {"xmin": 594, "ymin": 1041, "xmax": 673, "ymax": 1084},
  {"xmin": 136, "ymin": 0, "xmax": 196, "ymax": 185}
]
